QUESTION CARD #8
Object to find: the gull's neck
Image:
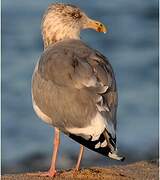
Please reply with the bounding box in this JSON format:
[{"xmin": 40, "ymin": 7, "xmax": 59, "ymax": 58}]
[{"xmin": 42, "ymin": 21, "xmax": 80, "ymax": 49}]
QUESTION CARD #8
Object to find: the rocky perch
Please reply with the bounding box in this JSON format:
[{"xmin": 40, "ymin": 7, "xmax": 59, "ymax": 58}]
[{"xmin": 2, "ymin": 160, "xmax": 158, "ymax": 180}]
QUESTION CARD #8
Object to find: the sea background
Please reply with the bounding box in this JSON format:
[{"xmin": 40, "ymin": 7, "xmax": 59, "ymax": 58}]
[{"xmin": 2, "ymin": 0, "xmax": 158, "ymax": 174}]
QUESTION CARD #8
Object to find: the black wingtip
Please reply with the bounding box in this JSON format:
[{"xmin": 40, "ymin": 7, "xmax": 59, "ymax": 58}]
[
  {"xmin": 120, "ymin": 156, "xmax": 125, "ymax": 162},
  {"xmin": 68, "ymin": 132, "xmax": 125, "ymax": 161}
]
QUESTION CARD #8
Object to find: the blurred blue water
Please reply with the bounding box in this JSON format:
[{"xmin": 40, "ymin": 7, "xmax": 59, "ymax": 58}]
[{"xmin": 2, "ymin": 0, "xmax": 158, "ymax": 174}]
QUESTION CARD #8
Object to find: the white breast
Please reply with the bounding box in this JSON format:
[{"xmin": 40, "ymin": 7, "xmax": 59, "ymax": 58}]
[
  {"xmin": 32, "ymin": 98, "xmax": 53, "ymax": 125},
  {"xmin": 32, "ymin": 62, "xmax": 52, "ymax": 125}
]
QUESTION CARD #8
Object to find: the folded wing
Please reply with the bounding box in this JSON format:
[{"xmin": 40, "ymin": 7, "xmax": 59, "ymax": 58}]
[{"xmin": 32, "ymin": 39, "xmax": 124, "ymax": 160}]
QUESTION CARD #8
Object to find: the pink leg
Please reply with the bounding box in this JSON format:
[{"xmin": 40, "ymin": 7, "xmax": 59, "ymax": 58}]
[
  {"xmin": 40, "ymin": 127, "xmax": 60, "ymax": 177},
  {"xmin": 75, "ymin": 144, "xmax": 84, "ymax": 171}
]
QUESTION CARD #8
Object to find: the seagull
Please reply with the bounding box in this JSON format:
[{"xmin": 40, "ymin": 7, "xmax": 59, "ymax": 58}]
[{"xmin": 31, "ymin": 3, "xmax": 124, "ymax": 177}]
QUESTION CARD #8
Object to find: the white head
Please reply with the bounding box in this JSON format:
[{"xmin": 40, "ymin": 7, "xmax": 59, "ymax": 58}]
[{"xmin": 42, "ymin": 3, "xmax": 107, "ymax": 48}]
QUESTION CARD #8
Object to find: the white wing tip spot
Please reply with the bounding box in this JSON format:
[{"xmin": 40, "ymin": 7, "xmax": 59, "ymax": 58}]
[
  {"xmin": 91, "ymin": 134, "xmax": 101, "ymax": 141},
  {"xmin": 95, "ymin": 142, "xmax": 101, "ymax": 149},
  {"xmin": 100, "ymin": 140, "xmax": 107, "ymax": 147},
  {"xmin": 108, "ymin": 152, "xmax": 124, "ymax": 161}
]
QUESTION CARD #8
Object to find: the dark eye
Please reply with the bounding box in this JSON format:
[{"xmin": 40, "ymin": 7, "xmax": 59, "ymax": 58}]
[
  {"xmin": 75, "ymin": 13, "xmax": 79, "ymax": 18},
  {"xmin": 100, "ymin": 24, "xmax": 103, "ymax": 27},
  {"xmin": 71, "ymin": 11, "xmax": 82, "ymax": 19}
]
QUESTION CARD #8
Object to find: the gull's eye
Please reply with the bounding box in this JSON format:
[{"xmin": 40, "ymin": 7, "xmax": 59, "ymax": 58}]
[
  {"xmin": 75, "ymin": 14, "xmax": 79, "ymax": 18},
  {"xmin": 71, "ymin": 11, "xmax": 82, "ymax": 19}
]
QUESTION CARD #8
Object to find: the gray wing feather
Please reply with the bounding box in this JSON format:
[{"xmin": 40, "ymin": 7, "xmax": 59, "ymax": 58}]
[
  {"xmin": 87, "ymin": 51, "xmax": 118, "ymax": 130},
  {"xmin": 32, "ymin": 39, "xmax": 117, "ymax": 136}
]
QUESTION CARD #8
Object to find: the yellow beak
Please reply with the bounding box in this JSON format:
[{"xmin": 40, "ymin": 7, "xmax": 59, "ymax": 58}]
[{"xmin": 86, "ymin": 19, "xmax": 108, "ymax": 33}]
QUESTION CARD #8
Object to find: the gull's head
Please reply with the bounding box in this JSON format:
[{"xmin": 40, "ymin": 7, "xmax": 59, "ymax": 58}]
[{"xmin": 42, "ymin": 3, "xmax": 107, "ymax": 48}]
